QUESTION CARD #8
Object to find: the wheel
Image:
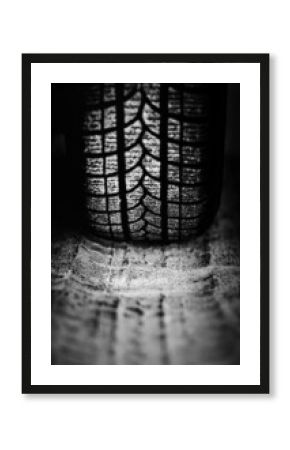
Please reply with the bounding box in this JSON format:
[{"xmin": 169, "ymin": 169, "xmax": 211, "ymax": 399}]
[{"xmin": 82, "ymin": 83, "xmax": 227, "ymax": 243}]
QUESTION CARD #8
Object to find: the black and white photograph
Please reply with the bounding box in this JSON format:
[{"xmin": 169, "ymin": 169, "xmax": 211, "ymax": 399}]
[
  {"xmin": 22, "ymin": 53, "xmax": 269, "ymax": 393},
  {"xmin": 51, "ymin": 82, "xmax": 240, "ymax": 366}
]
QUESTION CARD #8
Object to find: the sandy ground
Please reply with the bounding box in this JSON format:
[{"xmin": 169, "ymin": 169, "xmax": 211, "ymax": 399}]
[{"xmin": 51, "ymin": 157, "xmax": 239, "ymax": 364}]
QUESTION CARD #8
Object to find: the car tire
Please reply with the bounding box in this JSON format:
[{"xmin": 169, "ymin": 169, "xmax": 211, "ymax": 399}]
[{"xmin": 82, "ymin": 83, "xmax": 227, "ymax": 242}]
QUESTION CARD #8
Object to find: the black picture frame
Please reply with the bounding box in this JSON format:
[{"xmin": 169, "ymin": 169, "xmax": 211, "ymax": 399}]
[{"xmin": 22, "ymin": 53, "xmax": 269, "ymax": 394}]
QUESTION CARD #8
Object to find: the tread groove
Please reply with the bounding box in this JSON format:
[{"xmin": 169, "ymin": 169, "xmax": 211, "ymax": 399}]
[
  {"xmin": 160, "ymin": 84, "xmax": 168, "ymax": 242},
  {"xmin": 116, "ymin": 84, "xmax": 130, "ymax": 239}
]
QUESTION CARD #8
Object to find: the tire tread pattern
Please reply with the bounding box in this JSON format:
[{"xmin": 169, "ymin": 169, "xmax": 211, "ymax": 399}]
[{"xmin": 82, "ymin": 83, "xmax": 225, "ymax": 242}]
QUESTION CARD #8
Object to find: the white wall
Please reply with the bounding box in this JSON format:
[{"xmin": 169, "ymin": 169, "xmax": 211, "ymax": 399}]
[{"xmin": 0, "ymin": 1, "xmax": 286, "ymax": 449}]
